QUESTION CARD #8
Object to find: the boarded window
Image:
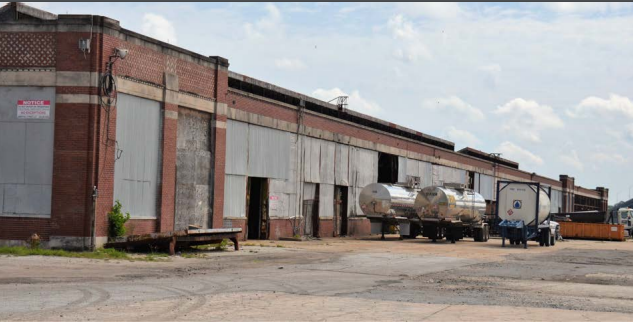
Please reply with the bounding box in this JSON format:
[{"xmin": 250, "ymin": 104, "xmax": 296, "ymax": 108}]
[
  {"xmin": 113, "ymin": 94, "xmax": 162, "ymax": 219},
  {"xmin": 0, "ymin": 87, "xmax": 54, "ymax": 218}
]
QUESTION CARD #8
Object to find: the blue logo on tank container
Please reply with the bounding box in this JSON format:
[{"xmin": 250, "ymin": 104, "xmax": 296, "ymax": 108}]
[{"xmin": 513, "ymin": 200, "xmax": 522, "ymax": 209}]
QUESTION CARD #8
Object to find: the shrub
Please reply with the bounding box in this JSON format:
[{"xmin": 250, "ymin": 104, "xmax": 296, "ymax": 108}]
[{"xmin": 108, "ymin": 200, "xmax": 130, "ymax": 238}]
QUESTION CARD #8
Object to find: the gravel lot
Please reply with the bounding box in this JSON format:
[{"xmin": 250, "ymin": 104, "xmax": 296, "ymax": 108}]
[{"xmin": 1, "ymin": 236, "xmax": 632, "ymax": 321}]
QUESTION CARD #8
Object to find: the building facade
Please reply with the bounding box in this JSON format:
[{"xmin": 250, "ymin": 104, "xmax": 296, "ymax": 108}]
[{"xmin": 0, "ymin": 3, "xmax": 609, "ymax": 248}]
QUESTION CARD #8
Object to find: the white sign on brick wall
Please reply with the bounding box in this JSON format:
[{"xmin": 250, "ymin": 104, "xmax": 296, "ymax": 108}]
[{"xmin": 17, "ymin": 100, "xmax": 50, "ymax": 119}]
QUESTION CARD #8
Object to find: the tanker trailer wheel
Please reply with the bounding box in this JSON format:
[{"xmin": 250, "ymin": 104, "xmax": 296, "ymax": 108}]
[
  {"xmin": 473, "ymin": 228, "xmax": 482, "ymax": 242},
  {"xmin": 483, "ymin": 225, "xmax": 490, "ymax": 242},
  {"xmin": 544, "ymin": 229, "xmax": 551, "ymax": 247}
]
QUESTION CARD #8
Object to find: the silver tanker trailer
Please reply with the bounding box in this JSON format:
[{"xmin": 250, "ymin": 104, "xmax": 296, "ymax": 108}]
[
  {"xmin": 414, "ymin": 183, "xmax": 490, "ymax": 243},
  {"xmin": 359, "ymin": 182, "xmax": 422, "ymax": 239}
]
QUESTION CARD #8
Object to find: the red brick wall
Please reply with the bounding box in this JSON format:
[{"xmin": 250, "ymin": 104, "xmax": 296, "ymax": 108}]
[
  {"xmin": 319, "ymin": 219, "xmax": 334, "ymax": 238},
  {"xmin": 0, "ymin": 32, "xmax": 56, "ymax": 67},
  {"xmin": 268, "ymin": 219, "xmax": 295, "ymax": 240},
  {"xmin": 160, "ymin": 103, "xmax": 178, "ymax": 232},
  {"xmin": 125, "ymin": 219, "xmax": 157, "ymax": 235},
  {"xmin": 347, "ymin": 218, "xmax": 371, "ymax": 237},
  {"xmin": 0, "ymin": 217, "xmax": 52, "ymax": 240},
  {"xmin": 225, "ymin": 219, "xmax": 247, "ymax": 241}
]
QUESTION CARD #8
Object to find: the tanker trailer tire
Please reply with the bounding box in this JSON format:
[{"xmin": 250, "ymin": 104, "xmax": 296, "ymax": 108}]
[
  {"xmin": 550, "ymin": 235, "xmax": 555, "ymax": 246},
  {"xmin": 473, "ymin": 228, "xmax": 482, "ymax": 242},
  {"xmin": 483, "ymin": 225, "xmax": 490, "ymax": 242}
]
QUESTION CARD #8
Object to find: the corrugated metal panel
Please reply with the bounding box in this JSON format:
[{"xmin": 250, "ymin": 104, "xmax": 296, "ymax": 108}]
[
  {"xmin": 437, "ymin": 166, "xmax": 466, "ymax": 185},
  {"xmin": 397, "ymin": 157, "xmax": 407, "ymax": 182},
  {"xmin": 225, "ymin": 120, "xmax": 248, "ymax": 175},
  {"xmin": 335, "ymin": 144, "xmax": 350, "ymax": 186},
  {"xmin": 248, "ymin": 124, "xmax": 291, "ymax": 179},
  {"xmin": 114, "ymin": 94, "xmax": 161, "ymax": 218},
  {"xmin": 351, "ymin": 148, "xmax": 377, "ymax": 188},
  {"xmin": 478, "ymin": 174, "xmax": 494, "ymax": 200},
  {"xmin": 432, "ymin": 165, "xmax": 441, "ymax": 186},
  {"xmin": 406, "ymin": 158, "xmax": 419, "ymax": 177},
  {"xmin": 269, "ymin": 178, "xmax": 297, "ymax": 218},
  {"xmin": 420, "ymin": 161, "xmax": 433, "ymax": 188},
  {"xmin": 223, "ymin": 174, "xmax": 246, "ymax": 218},
  {"xmin": 320, "ymin": 141, "xmax": 335, "ymax": 184},
  {"xmin": 0, "ymin": 86, "xmax": 55, "ymax": 217},
  {"xmin": 319, "ymin": 183, "xmax": 334, "ymax": 219},
  {"xmin": 303, "ymin": 182, "xmax": 317, "ymax": 200},
  {"xmin": 303, "ymin": 137, "xmax": 321, "ymax": 183}
]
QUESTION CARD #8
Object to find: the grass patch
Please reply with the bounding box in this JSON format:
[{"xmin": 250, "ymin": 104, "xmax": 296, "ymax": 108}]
[{"xmin": 0, "ymin": 246, "xmax": 168, "ymax": 261}]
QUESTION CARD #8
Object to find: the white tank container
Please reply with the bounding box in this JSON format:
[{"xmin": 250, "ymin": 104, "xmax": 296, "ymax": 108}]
[
  {"xmin": 359, "ymin": 183, "xmax": 418, "ymax": 218},
  {"xmin": 414, "ymin": 185, "xmax": 486, "ymax": 224},
  {"xmin": 497, "ymin": 183, "xmax": 551, "ymax": 225}
]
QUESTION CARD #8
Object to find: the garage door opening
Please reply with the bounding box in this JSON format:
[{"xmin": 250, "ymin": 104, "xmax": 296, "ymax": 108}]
[
  {"xmin": 377, "ymin": 152, "xmax": 398, "ymax": 184},
  {"xmin": 247, "ymin": 177, "xmax": 268, "ymax": 240}
]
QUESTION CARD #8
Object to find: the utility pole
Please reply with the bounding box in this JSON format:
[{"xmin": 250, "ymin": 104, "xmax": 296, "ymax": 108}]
[{"xmin": 489, "ymin": 153, "xmax": 502, "ymax": 200}]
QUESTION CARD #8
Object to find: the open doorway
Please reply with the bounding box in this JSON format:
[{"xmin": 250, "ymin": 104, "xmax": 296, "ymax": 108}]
[
  {"xmin": 303, "ymin": 183, "xmax": 320, "ymax": 238},
  {"xmin": 335, "ymin": 186, "xmax": 348, "ymax": 236},
  {"xmin": 378, "ymin": 152, "xmax": 398, "ymax": 183},
  {"xmin": 247, "ymin": 177, "xmax": 269, "ymax": 240}
]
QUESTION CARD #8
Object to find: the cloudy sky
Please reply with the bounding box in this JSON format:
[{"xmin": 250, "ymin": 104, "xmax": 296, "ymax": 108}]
[{"xmin": 25, "ymin": 2, "xmax": 633, "ymax": 204}]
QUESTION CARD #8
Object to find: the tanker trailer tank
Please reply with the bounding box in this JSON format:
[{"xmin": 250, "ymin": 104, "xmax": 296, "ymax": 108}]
[
  {"xmin": 496, "ymin": 181, "xmax": 557, "ymax": 249},
  {"xmin": 359, "ymin": 183, "xmax": 421, "ymax": 239},
  {"xmin": 414, "ymin": 183, "xmax": 490, "ymax": 243}
]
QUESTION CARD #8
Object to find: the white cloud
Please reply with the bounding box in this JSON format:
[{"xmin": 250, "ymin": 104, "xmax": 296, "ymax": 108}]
[
  {"xmin": 627, "ymin": 124, "xmax": 633, "ymax": 139},
  {"xmin": 387, "ymin": 15, "xmax": 431, "ymax": 63},
  {"xmin": 422, "ymin": 96, "xmax": 485, "ymax": 121},
  {"xmin": 496, "ymin": 141, "xmax": 544, "ymax": 166},
  {"xmin": 312, "ymin": 88, "xmax": 382, "ymax": 116},
  {"xmin": 274, "ymin": 58, "xmax": 306, "ymax": 71},
  {"xmin": 395, "ymin": 2, "xmax": 463, "ymax": 19},
  {"xmin": 494, "ymin": 98, "xmax": 564, "ymax": 143},
  {"xmin": 142, "ymin": 13, "xmax": 177, "ymax": 44},
  {"xmin": 445, "ymin": 126, "xmax": 480, "ymax": 147},
  {"xmin": 478, "ymin": 64, "xmax": 502, "ymax": 89},
  {"xmin": 244, "ymin": 3, "xmax": 282, "ymax": 39},
  {"xmin": 591, "ymin": 152, "xmax": 626, "ymax": 164},
  {"xmin": 560, "ymin": 150, "xmax": 584, "ymax": 171},
  {"xmin": 541, "ymin": 2, "xmax": 633, "ymax": 14},
  {"xmin": 567, "ymin": 94, "xmax": 633, "ymax": 119}
]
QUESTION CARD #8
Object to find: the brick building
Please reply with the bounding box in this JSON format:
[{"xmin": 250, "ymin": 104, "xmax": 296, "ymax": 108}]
[{"xmin": 0, "ymin": 3, "xmax": 609, "ymax": 248}]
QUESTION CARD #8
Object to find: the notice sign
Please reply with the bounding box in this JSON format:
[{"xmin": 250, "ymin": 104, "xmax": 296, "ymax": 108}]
[{"xmin": 17, "ymin": 100, "xmax": 50, "ymax": 119}]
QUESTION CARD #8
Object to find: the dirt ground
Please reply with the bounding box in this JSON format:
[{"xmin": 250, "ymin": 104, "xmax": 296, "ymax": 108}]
[{"xmin": 1, "ymin": 236, "xmax": 633, "ymax": 321}]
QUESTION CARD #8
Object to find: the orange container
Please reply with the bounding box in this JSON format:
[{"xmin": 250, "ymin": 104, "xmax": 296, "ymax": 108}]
[{"xmin": 559, "ymin": 222, "xmax": 625, "ymax": 241}]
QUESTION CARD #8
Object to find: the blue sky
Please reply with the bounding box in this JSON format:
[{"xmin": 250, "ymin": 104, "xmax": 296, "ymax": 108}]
[{"xmin": 24, "ymin": 2, "xmax": 633, "ymax": 204}]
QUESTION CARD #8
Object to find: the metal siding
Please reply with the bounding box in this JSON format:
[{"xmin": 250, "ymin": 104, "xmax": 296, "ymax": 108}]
[
  {"xmin": 334, "ymin": 144, "xmax": 350, "ymax": 186},
  {"xmin": 320, "ymin": 141, "xmax": 335, "ymax": 184},
  {"xmin": 114, "ymin": 94, "xmax": 162, "ymax": 218},
  {"xmin": 0, "ymin": 86, "xmax": 55, "ymax": 217},
  {"xmin": 223, "ymin": 174, "xmax": 247, "ymax": 218},
  {"xmin": 478, "ymin": 174, "xmax": 494, "ymax": 200},
  {"xmin": 397, "ymin": 157, "xmax": 407, "ymax": 182},
  {"xmin": 420, "ymin": 161, "xmax": 433, "ymax": 188},
  {"xmin": 269, "ymin": 179, "xmax": 296, "ymax": 218},
  {"xmin": 432, "ymin": 165, "xmax": 441, "ymax": 186},
  {"xmin": 225, "ymin": 120, "xmax": 248, "ymax": 175},
  {"xmin": 247, "ymin": 124, "xmax": 291, "ymax": 179},
  {"xmin": 319, "ymin": 183, "xmax": 334, "ymax": 219},
  {"xmin": 406, "ymin": 158, "xmax": 419, "ymax": 177}
]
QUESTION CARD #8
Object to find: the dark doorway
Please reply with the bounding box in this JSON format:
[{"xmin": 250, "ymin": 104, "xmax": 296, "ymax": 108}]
[
  {"xmin": 247, "ymin": 177, "xmax": 269, "ymax": 240},
  {"xmin": 335, "ymin": 186, "xmax": 349, "ymax": 236},
  {"xmin": 468, "ymin": 171, "xmax": 476, "ymax": 190},
  {"xmin": 378, "ymin": 152, "xmax": 398, "ymax": 183},
  {"xmin": 303, "ymin": 183, "xmax": 320, "ymax": 238}
]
